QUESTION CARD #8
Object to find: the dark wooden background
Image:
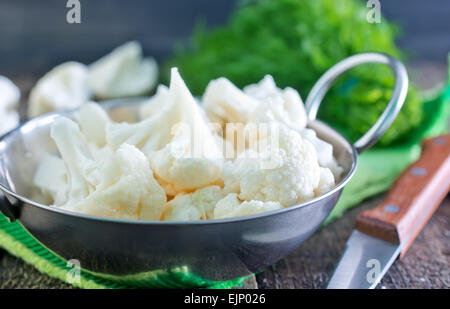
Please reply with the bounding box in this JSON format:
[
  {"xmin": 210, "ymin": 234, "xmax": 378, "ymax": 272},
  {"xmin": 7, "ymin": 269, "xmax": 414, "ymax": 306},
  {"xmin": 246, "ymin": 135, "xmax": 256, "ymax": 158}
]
[
  {"xmin": 0, "ymin": 0, "xmax": 449, "ymax": 289},
  {"xmin": 0, "ymin": 0, "xmax": 449, "ymax": 76}
]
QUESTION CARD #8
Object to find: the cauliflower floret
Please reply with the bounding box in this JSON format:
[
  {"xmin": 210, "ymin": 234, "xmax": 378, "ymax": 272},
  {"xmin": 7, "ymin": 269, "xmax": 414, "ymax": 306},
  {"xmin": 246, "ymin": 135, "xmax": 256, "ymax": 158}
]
[
  {"xmin": 315, "ymin": 167, "xmax": 336, "ymax": 196},
  {"xmin": 28, "ymin": 62, "xmax": 90, "ymax": 118},
  {"xmin": 204, "ymin": 75, "xmax": 340, "ymax": 186},
  {"xmin": 51, "ymin": 117, "xmax": 99, "ymax": 201},
  {"xmin": 300, "ymin": 128, "xmax": 343, "ymax": 179},
  {"xmin": 105, "ymin": 75, "xmax": 186, "ymax": 154},
  {"xmin": 62, "ymin": 144, "xmax": 167, "ymax": 220},
  {"xmin": 50, "ymin": 117, "xmax": 166, "ymax": 220},
  {"xmin": 203, "ymin": 77, "xmax": 259, "ymax": 125},
  {"xmin": 75, "ymin": 102, "xmax": 116, "ymax": 162},
  {"xmin": 164, "ymin": 186, "xmax": 224, "ymax": 221},
  {"xmin": 86, "ymin": 141, "xmax": 115, "ymax": 164},
  {"xmin": 106, "ymin": 107, "xmax": 174, "ymax": 154},
  {"xmin": 223, "ymin": 126, "xmax": 325, "ymax": 206},
  {"xmin": 150, "ymin": 143, "xmax": 223, "ymax": 196},
  {"xmin": 76, "ymin": 102, "xmax": 110, "ymax": 147},
  {"xmin": 0, "ymin": 75, "xmax": 20, "ymax": 135},
  {"xmin": 148, "ymin": 68, "xmax": 223, "ymax": 195},
  {"xmin": 32, "ymin": 153, "xmax": 68, "ymax": 206},
  {"xmin": 214, "ymin": 193, "xmax": 282, "ymax": 219},
  {"xmin": 202, "ymin": 75, "xmax": 307, "ymax": 132},
  {"xmin": 88, "ymin": 41, "xmax": 158, "ymax": 99},
  {"xmin": 106, "ymin": 69, "xmax": 223, "ymax": 196},
  {"xmin": 245, "ymin": 75, "xmax": 307, "ymax": 131},
  {"xmin": 139, "ymin": 85, "xmax": 169, "ymax": 120}
]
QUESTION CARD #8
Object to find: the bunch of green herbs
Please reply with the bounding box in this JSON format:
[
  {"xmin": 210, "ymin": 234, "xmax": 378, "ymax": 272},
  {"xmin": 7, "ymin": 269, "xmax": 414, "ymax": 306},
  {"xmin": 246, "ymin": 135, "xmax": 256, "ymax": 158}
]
[{"xmin": 167, "ymin": 0, "xmax": 423, "ymax": 146}]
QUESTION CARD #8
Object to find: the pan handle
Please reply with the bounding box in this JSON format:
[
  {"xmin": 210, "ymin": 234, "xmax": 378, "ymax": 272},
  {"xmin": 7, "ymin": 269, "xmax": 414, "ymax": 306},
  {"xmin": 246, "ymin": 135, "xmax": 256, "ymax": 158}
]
[{"xmin": 305, "ymin": 52, "xmax": 408, "ymax": 153}]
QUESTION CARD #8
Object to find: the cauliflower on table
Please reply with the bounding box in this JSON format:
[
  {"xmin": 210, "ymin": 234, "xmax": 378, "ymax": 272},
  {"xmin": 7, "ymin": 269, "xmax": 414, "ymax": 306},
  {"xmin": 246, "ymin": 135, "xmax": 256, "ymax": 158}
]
[
  {"xmin": 88, "ymin": 41, "xmax": 158, "ymax": 99},
  {"xmin": 26, "ymin": 41, "xmax": 161, "ymax": 119},
  {"xmin": 0, "ymin": 75, "xmax": 20, "ymax": 135},
  {"xmin": 28, "ymin": 62, "xmax": 90, "ymax": 118}
]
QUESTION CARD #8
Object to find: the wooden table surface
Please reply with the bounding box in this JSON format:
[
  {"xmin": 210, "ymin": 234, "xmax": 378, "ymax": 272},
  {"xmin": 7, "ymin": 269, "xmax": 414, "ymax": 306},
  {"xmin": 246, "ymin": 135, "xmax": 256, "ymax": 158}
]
[{"xmin": 0, "ymin": 63, "xmax": 449, "ymax": 289}]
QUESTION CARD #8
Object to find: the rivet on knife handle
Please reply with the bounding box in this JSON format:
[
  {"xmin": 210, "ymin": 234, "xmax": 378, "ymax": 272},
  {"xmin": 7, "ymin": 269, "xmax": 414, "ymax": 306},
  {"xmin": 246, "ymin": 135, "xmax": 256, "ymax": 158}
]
[{"xmin": 356, "ymin": 134, "xmax": 450, "ymax": 258}]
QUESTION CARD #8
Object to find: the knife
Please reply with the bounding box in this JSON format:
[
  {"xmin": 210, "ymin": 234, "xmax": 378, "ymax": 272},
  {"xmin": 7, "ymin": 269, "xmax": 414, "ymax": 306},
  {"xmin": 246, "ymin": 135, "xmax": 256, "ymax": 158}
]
[{"xmin": 327, "ymin": 134, "xmax": 450, "ymax": 289}]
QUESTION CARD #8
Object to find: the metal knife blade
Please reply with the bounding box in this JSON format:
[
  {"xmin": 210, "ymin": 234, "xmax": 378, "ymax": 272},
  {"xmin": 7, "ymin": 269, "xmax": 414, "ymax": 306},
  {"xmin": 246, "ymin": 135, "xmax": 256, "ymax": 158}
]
[
  {"xmin": 327, "ymin": 134, "xmax": 450, "ymax": 289},
  {"xmin": 327, "ymin": 230, "xmax": 402, "ymax": 289}
]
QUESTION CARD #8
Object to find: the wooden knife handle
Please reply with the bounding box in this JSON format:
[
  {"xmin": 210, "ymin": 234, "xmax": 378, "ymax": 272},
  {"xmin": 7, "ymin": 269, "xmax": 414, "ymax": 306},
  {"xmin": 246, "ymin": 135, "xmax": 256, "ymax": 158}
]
[{"xmin": 356, "ymin": 134, "xmax": 450, "ymax": 257}]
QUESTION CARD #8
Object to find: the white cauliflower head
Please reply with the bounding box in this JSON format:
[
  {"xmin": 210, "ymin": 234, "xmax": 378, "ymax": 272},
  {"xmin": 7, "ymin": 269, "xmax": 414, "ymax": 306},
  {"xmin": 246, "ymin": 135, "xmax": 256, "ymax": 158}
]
[
  {"xmin": 223, "ymin": 125, "xmax": 329, "ymax": 206},
  {"xmin": 28, "ymin": 62, "xmax": 90, "ymax": 118},
  {"xmin": 88, "ymin": 41, "xmax": 158, "ymax": 99},
  {"xmin": 0, "ymin": 75, "xmax": 20, "ymax": 135},
  {"xmin": 214, "ymin": 193, "xmax": 282, "ymax": 219},
  {"xmin": 50, "ymin": 116, "xmax": 166, "ymax": 220},
  {"xmin": 164, "ymin": 185, "xmax": 224, "ymax": 221}
]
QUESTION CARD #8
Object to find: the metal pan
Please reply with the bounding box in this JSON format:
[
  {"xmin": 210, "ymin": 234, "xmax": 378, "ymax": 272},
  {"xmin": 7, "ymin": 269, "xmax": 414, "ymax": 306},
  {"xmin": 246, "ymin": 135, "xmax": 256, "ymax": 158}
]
[{"xmin": 0, "ymin": 53, "xmax": 408, "ymax": 281}]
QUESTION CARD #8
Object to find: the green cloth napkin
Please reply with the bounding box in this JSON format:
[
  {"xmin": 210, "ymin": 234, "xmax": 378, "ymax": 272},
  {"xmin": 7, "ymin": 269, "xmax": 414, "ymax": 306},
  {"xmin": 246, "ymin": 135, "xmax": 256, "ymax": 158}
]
[
  {"xmin": 0, "ymin": 69, "xmax": 449, "ymax": 289},
  {"xmin": 0, "ymin": 214, "xmax": 248, "ymax": 289}
]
